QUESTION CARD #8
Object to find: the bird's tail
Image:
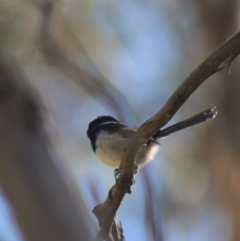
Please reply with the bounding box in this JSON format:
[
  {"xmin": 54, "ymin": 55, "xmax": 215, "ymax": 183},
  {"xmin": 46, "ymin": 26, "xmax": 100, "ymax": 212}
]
[{"xmin": 154, "ymin": 107, "xmax": 218, "ymax": 139}]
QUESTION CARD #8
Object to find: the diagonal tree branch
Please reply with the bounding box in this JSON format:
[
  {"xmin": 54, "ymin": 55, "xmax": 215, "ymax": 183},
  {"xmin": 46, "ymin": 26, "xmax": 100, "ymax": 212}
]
[
  {"xmin": 93, "ymin": 30, "xmax": 240, "ymax": 239},
  {"xmin": 27, "ymin": 0, "xmax": 240, "ymax": 239}
]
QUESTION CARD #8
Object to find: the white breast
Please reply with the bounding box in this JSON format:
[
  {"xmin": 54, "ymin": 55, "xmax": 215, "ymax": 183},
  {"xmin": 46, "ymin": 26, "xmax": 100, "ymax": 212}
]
[
  {"xmin": 95, "ymin": 132, "xmax": 124, "ymax": 167},
  {"xmin": 95, "ymin": 131, "xmax": 160, "ymax": 168}
]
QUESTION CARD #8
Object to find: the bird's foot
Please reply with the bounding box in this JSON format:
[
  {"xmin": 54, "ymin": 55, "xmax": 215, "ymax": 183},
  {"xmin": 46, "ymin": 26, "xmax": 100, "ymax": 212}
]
[
  {"xmin": 134, "ymin": 165, "xmax": 139, "ymax": 174},
  {"xmin": 114, "ymin": 165, "xmax": 138, "ymax": 180},
  {"xmin": 114, "ymin": 165, "xmax": 139, "ymax": 194},
  {"xmin": 114, "ymin": 168, "xmax": 121, "ymax": 180}
]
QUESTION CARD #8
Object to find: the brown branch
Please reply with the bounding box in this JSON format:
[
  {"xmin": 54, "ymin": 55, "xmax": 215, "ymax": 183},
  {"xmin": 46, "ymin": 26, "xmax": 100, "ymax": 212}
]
[
  {"xmin": 0, "ymin": 50, "xmax": 92, "ymax": 241},
  {"xmin": 93, "ymin": 30, "xmax": 240, "ymax": 238}
]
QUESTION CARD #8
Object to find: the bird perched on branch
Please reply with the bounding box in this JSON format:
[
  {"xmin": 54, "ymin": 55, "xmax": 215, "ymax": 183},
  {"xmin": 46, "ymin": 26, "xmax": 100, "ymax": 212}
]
[{"xmin": 87, "ymin": 107, "xmax": 217, "ymax": 169}]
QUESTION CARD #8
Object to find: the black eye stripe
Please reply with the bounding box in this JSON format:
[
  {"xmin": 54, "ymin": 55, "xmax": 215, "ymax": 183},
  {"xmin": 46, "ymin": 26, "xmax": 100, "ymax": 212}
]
[
  {"xmin": 87, "ymin": 122, "xmax": 120, "ymax": 136},
  {"xmin": 88, "ymin": 116, "xmax": 118, "ymax": 130}
]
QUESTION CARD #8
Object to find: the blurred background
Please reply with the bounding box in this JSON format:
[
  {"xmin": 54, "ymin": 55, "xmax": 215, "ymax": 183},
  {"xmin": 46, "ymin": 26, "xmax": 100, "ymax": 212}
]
[{"xmin": 1, "ymin": 0, "xmax": 240, "ymax": 240}]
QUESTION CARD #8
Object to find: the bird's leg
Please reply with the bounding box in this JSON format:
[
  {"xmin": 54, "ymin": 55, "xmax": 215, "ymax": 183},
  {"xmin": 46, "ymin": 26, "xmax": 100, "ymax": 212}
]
[
  {"xmin": 114, "ymin": 164, "xmax": 138, "ymax": 180},
  {"xmin": 114, "ymin": 167, "xmax": 121, "ymax": 180},
  {"xmin": 134, "ymin": 165, "xmax": 139, "ymax": 174}
]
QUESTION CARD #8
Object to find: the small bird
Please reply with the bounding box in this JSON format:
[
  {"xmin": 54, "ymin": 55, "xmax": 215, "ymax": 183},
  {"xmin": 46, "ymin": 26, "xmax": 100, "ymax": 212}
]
[{"xmin": 87, "ymin": 107, "xmax": 218, "ymax": 169}]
